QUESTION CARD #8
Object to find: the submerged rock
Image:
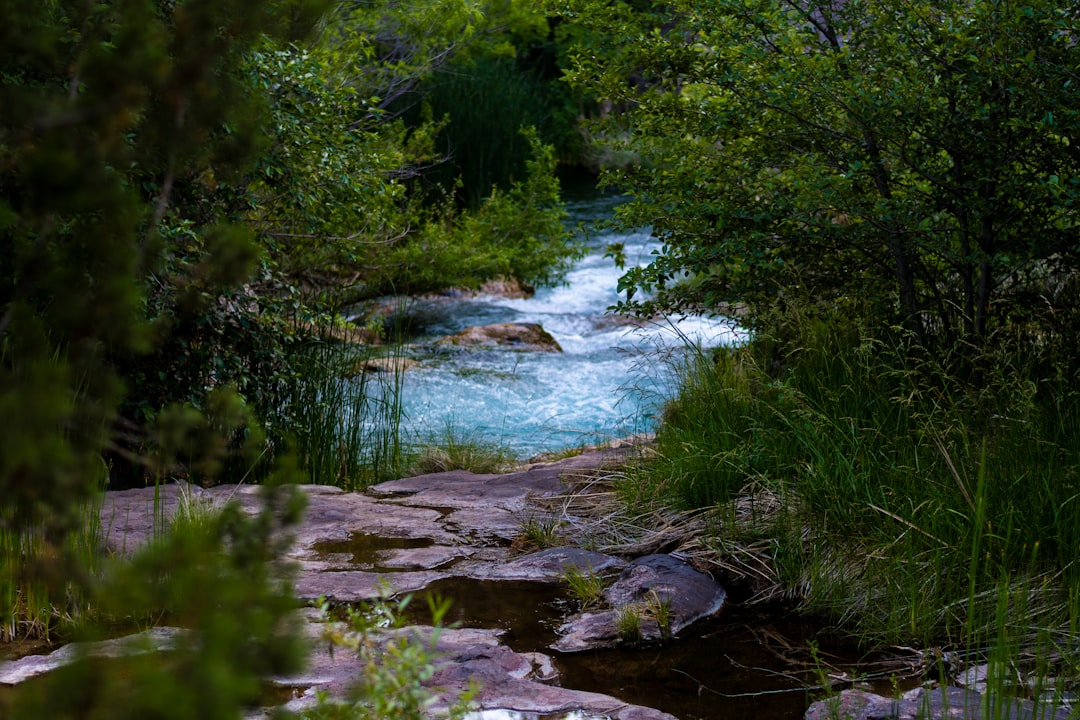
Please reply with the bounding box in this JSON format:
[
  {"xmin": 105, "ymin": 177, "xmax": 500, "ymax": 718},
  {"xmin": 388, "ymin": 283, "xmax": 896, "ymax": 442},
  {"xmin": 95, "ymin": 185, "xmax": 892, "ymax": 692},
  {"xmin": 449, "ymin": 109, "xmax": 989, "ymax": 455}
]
[
  {"xmin": 553, "ymin": 553, "xmax": 727, "ymax": 652},
  {"xmin": 370, "ymin": 463, "xmax": 571, "ymax": 512},
  {"xmin": 436, "ymin": 322, "xmax": 563, "ymax": 352}
]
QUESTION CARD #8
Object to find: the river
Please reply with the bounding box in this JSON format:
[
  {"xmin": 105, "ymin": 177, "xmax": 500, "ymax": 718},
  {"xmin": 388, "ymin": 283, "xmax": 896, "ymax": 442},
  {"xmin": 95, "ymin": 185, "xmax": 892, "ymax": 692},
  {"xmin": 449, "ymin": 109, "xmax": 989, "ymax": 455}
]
[{"xmin": 389, "ymin": 187, "xmax": 744, "ymax": 459}]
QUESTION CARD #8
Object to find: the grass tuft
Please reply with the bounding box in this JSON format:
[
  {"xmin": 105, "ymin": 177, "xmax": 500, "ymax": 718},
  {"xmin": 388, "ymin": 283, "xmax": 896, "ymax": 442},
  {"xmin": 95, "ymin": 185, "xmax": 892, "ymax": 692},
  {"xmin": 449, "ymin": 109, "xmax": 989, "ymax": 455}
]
[
  {"xmin": 1, "ymin": 472, "xmax": 105, "ymax": 643},
  {"xmin": 406, "ymin": 422, "xmax": 519, "ymax": 476},
  {"xmin": 514, "ymin": 513, "xmax": 564, "ymax": 552},
  {"xmin": 563, "ymin": 566, "xmax": 606, "ymax": 610},
  {"xmin": 615, "ymin": 605, "xmax": 643, "ymax": 645}
]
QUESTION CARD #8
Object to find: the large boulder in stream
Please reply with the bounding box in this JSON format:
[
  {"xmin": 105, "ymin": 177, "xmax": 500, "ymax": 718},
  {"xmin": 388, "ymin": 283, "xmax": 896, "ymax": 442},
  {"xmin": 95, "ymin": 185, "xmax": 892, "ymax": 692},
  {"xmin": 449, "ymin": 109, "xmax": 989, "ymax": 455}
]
[
  {"xmin": 553, "ymin": 553, "xmax": 727, "ymax": 652},
  {"xmin": 436, "ymin": 322, "xmax": 562, "ymax": 352}
]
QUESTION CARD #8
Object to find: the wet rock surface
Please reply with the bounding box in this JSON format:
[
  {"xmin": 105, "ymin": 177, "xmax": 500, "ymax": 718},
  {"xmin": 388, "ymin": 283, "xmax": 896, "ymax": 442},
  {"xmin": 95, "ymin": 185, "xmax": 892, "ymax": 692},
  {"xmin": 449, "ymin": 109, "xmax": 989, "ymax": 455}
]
[
  {"xmin": 553, "ymin": 554, "xmax": 727, "ymax": 652},
  {"xmin": 10, "ymin": 445, "xmax": 693, "ymax": 719},
  {"xmin": 475, "ymin": 547, "xmax": 627, "ymax": 582},
  {"xmin": 253, "ymin": 609, "xmax": 677, "ymax": 720},
  {"xmin": 0, "ymin": 627, "xmax": 186, "ymax": 686},
  {"xmin": 803, "ymin": 686, "xmax": 1071, "ymax": 720},
  {"xmin": 435, "ymin": 322, "xmax": 563, "ymax": 352}
]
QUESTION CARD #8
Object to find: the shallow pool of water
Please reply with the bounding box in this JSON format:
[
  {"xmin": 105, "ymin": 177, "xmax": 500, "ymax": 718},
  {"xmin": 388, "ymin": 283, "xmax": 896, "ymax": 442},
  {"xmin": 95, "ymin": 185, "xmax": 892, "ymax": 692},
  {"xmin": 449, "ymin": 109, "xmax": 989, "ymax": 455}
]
[{"xmin": 403, "ymin": 577, "xmax": 877, "ymax": 720}]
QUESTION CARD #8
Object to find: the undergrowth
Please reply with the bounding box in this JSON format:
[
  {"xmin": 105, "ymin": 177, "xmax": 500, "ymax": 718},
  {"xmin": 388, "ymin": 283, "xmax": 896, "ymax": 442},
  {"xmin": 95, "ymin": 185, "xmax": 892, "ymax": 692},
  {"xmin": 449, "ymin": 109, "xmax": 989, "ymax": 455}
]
[
  {"xmin": 635, "ymin": 311, "xmax": 1080, "ymax": 676},
  {"xmin": 302, "ymin": 594, "xmax": 475, "ymax": 720},
  {"xmin": 1, "ymin": 465, "xmax": 106, "ymax": 643}
]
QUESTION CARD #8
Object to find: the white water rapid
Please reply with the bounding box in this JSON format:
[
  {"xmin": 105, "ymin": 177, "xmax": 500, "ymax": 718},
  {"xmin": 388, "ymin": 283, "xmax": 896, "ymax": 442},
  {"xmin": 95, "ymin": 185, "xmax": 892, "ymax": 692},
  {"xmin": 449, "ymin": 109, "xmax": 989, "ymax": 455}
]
[{"xmin": 392, "ymin": 191, "xmax": 745, "ymax": 459}]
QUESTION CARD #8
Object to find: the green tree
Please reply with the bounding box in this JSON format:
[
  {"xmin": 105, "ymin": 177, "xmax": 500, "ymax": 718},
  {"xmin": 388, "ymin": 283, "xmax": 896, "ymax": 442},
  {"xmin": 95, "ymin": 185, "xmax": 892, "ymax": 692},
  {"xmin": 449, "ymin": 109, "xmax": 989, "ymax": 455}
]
[
  {"xmin": 0, "ymin": 1, "xmax": 326, "ymax": 709},
  {"xmin": 1, "ymin": 0, "xmax": 580, "ymax": 639},
  {"xmin": 1, "ymin": 0, "xmax": 328, "ymax": 546},
  {"xmin": 550, "ymin": 0, "xmax": 1080, "ymax": 354},
  {"xmin": 243, "ymin": 4, "xmax": 579, "ymax": 303},
  {"xmin": 408, "ymin": 0, "xmax": 587, "ymax": 206},
  {"xmin": 10, "ymin": 0, "xmax": 579, "ymax": 484}
]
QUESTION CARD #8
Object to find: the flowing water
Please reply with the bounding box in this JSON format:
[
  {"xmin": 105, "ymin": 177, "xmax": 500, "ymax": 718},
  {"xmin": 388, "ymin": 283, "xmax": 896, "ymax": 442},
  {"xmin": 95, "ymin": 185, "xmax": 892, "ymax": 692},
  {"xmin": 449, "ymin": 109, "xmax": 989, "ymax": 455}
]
[
  {"xmin": 384, "ymin": 187, "xmax": 744, "ymax": 459},
  {"xmin": 0, "ymin": 190, "xmax": 869, "ymax": 719}
]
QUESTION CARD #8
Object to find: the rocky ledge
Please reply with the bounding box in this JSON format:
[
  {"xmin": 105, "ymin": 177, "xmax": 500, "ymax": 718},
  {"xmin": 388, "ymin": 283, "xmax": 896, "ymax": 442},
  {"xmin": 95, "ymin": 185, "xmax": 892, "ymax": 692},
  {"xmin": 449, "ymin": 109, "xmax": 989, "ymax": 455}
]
[
  {"xmin": 6, "ymin": 446, "xmax": 702, "ymax": 719},
  {"xmin": 13, "ymin": 443, "xmax": 1060, "ymax": 720}
]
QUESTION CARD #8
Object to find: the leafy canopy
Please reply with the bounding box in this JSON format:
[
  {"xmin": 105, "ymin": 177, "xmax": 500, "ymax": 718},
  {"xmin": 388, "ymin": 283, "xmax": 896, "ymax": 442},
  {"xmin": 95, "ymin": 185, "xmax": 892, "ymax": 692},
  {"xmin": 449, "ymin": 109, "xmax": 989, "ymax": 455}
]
[{"xmin": 550, "ymin": 0, "xmax": 1080, "ymax": 352}]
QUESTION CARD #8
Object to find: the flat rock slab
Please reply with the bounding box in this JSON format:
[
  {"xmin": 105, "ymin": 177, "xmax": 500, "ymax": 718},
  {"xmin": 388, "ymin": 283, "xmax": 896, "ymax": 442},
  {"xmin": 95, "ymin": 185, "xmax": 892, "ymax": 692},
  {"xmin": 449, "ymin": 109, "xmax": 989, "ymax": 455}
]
[
  {"xmin": 85, "ymin": 447, "xmax": 686, "ymax": 719},
  {"xmin": 256, "ymin": 612, "xmax": 677, "ymax": 720},
  {"xmin": 804, "ymin": 687, "xmax": 1071, "ymax": 720},
  {"xmin": 94, "ymin": 446, "xmax": 687, "ymax": 622},
  {"xmin": 289, "ymin": 486, "xmax": 456, "ymax": 546},
  {"xmin": 553, "ymin": 554, "xmax": 726, "ymax": 652},
  {"xmin": 473, "ymin": 547, "xmax": 627, "ymax": 582},
  {"xmin": 368, "ymin": 445, "xmax": 637, "ymax": 507},
  {"xmin": 99, "ymin": 450, "xmax": 630, "ymax": 605},
  {"xmin": 369, "ymin": 466, "xmax": 567, "ymax": 511},
  {"xmin": 100, "ymin": 481, "xmax": 213, "ymax": 556},
  {"xmin": 294, "ymin": 569, "xmax": 452, "ymax": 603},
  {"xmin": 439, "ymin": 506, "xmax": 524, "ymax": 542},
  {"xmin": 0, "ymin": 628, "xmax": 186, "ymax": 685}
]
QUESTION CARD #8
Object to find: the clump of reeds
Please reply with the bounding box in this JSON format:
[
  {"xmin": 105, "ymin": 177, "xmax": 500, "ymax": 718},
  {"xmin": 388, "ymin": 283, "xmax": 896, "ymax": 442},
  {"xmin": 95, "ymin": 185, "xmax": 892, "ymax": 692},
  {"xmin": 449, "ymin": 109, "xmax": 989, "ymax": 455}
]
[
  {"xmin": 563, "ymin": 565, "xmax": 606, "ymax": 610},
  {"xmin": 278, "ymin": 313, "xmax": 412, "ymax": 489},
  {"xmin": 1, "ymin": 482, "xmax": 104, "ymax": 643},
  {"xmin": 405, "ymin": 421, "xmax": 519, "ymax": 476}
]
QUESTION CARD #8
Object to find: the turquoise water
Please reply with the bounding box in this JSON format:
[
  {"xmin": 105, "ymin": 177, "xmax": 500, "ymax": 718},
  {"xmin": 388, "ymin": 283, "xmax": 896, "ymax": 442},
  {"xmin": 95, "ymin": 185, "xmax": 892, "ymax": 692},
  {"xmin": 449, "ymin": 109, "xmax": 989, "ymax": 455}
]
[{"xmin": 384, "ymin": 191, "xmax": 743, "ymax": 459}]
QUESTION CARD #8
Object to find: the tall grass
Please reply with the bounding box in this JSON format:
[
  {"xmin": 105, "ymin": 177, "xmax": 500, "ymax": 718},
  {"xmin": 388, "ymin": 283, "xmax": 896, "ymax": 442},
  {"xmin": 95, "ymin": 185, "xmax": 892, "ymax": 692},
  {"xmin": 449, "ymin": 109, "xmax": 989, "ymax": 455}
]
[
  {"xmin": 405, "ymin": 421, "xmax": 519, "ymax": 476},
  {"xmin": 418, "ymin": 57, "xmax": 563, "ymax": 207},
  {"xmin": 2, "ymin": 316, "xmax": 411, "ymax": 645},
  {"xmin": 641, "ymin": 312, "xmax": 1080, "ymax": 666},
  {"xmin": 279, "ymin": 326, "xmax": 409, "ymax": 490},
  {"xmin": 1, "ymin": 474, "xmax": 104, "ymax": 642}
]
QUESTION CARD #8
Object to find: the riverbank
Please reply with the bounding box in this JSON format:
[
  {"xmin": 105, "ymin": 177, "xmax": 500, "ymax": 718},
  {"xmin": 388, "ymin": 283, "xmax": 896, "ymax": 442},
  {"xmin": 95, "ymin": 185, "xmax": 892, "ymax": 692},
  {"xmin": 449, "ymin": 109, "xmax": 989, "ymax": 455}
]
[
  {"xmin": 4, "ymin": 439, "xmax": 1073, "ymax": 720},
  {"xmin": 1, "ymin": 447, "xmax": 692, "ymax": 719},
  {"xmin": 620, "ymin": 312, "xmax": 1080, "ymax": 717}
]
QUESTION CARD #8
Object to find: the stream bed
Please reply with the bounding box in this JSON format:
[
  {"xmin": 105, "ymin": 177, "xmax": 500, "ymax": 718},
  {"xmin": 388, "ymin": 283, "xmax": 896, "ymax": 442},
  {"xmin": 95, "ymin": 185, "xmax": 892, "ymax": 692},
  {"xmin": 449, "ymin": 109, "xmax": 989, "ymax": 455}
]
[{"xmin": 314, "ymin": 519, "xmax": 892, "ymax": 720}]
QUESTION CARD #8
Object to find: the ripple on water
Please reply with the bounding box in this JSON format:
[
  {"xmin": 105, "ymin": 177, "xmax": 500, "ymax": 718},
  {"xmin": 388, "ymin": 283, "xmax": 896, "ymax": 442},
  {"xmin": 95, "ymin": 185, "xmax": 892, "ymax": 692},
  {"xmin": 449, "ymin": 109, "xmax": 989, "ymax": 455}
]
[{"xmin": 369, "ymin": 196, "xmax": 746, "ymax": 459}]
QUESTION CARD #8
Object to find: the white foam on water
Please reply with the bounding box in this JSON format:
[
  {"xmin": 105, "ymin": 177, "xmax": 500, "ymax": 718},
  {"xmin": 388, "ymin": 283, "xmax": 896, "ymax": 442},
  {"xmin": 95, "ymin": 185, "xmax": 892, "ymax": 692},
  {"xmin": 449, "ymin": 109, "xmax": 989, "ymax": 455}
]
[{"xmin": 387, "ymin": 205, "xmax": 744, "ymax": 458}]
